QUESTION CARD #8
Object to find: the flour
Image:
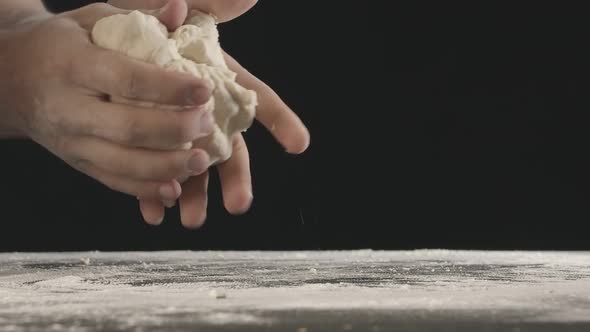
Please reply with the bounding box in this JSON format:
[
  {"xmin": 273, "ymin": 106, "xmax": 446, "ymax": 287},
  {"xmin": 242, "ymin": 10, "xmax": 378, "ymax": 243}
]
[
  {"xmin": 198, "ymin": 312, "xmax": 269, "ymax": 325},
  {"xmin": 1, "ymin": 250, "xmax": 590, "ymax": 330},
  {"xmin": 32, "ymin": 276, "xmax": 85, "ymax": 288}
]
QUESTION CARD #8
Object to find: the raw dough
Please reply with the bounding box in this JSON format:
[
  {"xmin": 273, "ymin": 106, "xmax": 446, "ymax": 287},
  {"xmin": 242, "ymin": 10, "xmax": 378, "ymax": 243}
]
[
  {"xmin": 91, "ymin": 10, "xmax": 257, "ymax": 165},
  {"xmin": 208, "ymin": 289, "xmax": 227, "ymax": 299}
]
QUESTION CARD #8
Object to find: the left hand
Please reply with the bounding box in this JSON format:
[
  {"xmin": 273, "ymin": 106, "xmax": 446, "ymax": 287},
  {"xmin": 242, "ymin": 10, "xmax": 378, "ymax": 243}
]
[{"xmin": 108, "ymin": 0, "xmax": 311, "ymax": 228}]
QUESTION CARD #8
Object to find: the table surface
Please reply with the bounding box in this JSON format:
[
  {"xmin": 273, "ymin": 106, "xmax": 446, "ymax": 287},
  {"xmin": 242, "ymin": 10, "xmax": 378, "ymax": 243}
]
[{"xmin": 1, "ymin": 250, "xmax": 590, "ymax": 331}]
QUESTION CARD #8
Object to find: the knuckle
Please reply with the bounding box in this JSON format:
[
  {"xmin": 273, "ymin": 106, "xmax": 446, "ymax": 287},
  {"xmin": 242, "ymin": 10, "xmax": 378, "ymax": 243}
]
[
  {"xmin": 161, "ymin": 157, "xmax": 184, "ymax": 178},
  {"xmin": 70, "ymin": 157, "xmax": 91, "ymax": 172},
  {"xmin": 51, "ymin": 134, "xmax": 72, "ymax": 155},
  {"xmin": 123, "ymin": 71, "xmax": 141, "ymax": 99},
  {"xmin": 133, "ymin": 161, "xmax": 162, "ymax": 180},
  {"xmin": 144, "ymin": 151, "xmax": 185, "ymax": 180},
  {"xmin": 137, "ymin": 185, "xmax": 158, "ymax": 200},
  {"xmin": 132, "ymin": 163, "xmax": 150, "ymax": 179},
  {"xmin": 103, "ymin": 155, "xmax": 127, "ymax": 175},
  {"xmin": 171, "ymin": 117, "xmax": 199, "ymax": 143},
  {"xmin": 103, "ymin": 177, "xmax": 144, "ymax": 198},
  {"xmin": 83, "ymin": 2, "xmax": 111, "ymax": 14},
  {"xmin": 120, "ymin": 116, "xmax": 146, "ymax": 146}
]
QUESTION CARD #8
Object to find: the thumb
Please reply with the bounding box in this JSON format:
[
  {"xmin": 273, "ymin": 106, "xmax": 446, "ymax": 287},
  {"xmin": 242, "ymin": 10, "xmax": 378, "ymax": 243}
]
[
  {"xmin": 187, "ymin": 0, "xmax": 259, "ymax": 23},
  {"xmin": 69, "ymin": 0, "xmax": 188, "ymax": 31},
  {"xmin": 109, "ymin": 0, "xmax": 260, "ymax": 23},
  {"xmin": 149, "ymin": 0, "xmax": 188, "ymax": 31}
]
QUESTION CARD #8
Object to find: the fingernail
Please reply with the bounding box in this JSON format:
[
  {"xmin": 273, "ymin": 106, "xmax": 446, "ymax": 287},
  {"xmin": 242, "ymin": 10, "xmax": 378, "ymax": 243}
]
[
  {"xmin": 159, "ymin": 184, "xmax": 176, "ymax": 201},
  {"xmin": 200, "ymin": 111, "xmax": 214, "ymax": 134},
  {"xmin": 163, "ymin": 200, "xmax": 176, "ymax": 208},
  {"xmin": 187, "ymin": 152, "xmax": 210, "ymax": 174}
]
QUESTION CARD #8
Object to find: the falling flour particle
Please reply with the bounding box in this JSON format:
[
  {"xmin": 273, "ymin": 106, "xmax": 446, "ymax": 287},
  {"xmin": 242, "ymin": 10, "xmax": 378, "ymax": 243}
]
[
  {"xmin": 79, "ymin": 257, "xmax": 91, "ymax": 265},
  {"xmin": 309, "ymin": 268, "xmax": 318, "ymax": 274},
  {"xmin": 208, "ymin": 290, "xmax": 227, "ymax": 299}
]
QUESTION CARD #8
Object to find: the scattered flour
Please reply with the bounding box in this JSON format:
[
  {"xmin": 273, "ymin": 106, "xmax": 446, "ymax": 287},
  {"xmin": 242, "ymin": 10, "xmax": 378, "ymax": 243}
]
[
  {"xmin": 33, "ymin": 276, "xmax": 85, "ymax": 288},
  {"xmin": 0, "ymin": 250, "xmax": 590, "ymax": 329},
  {"xmin": 198, "ymin": 312, "xmax": 270, "ymax": 325}
]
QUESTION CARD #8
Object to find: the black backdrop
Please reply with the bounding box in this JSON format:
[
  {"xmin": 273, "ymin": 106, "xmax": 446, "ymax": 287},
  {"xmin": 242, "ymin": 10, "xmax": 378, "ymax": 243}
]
[{"xmin": 1, "ymin": 1, "xmax": 589, "ymax": 251}]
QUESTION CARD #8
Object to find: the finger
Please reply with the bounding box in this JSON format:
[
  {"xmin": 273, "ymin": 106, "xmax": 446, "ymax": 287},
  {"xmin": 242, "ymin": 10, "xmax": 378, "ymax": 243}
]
[
  {"xmin": 73, "ymin": 1, "xmax": 187, "ymax": 31},
  {"xmin": 217, "ymin": 134, "xmax": 253, "ymax": 215},
  {"xmin": 139, "ymin": 199, "xmax": 166, "ymax": 225},
  {"xmin": 62, "ymin": 96, "xmax": 213, "ymax": 149},
  {"xmin": 71, "ymin": 46, "xmax": 211, "ymax": 106},
  {"xmin": 187, "ymin": 0, "xmax": 259, "ymax": 23},
  {"xmin": 224, "ymin": 51, "xmax": 310, "ymax": 154},
  {"xmin": 108, "ymin": 0, "xmax": 166, "ymax": 9},
  {"xmin": 67, "ymin": 137, "xmax": 211, "ymax": 181},
  {"xmin": 108, "ymin": 0, "xmax": 259, "ymax": 23},
  {"xmin": 108, "ymin": 0, "xmax": 188, "ymax": 30},
  {"xmin": 179, "ymin": 172, "xmax": 209, "ymax": 229},
  {"xmin": 73, "ymin": 161, "xmax": 182, "ymax": 200},
  {"xmin": 151, "ymin": 0, "xmax": 188, "ymax": 30}
]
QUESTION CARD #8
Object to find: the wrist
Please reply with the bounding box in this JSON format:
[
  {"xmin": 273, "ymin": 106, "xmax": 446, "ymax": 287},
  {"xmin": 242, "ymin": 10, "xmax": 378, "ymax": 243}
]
[
  {"xmin": 0, "ymin": 25, "xmax": 31, "ymax": 139},
  {"xmin": 0, "ymin": 7, "xmax": 52, "ymax": 29}
]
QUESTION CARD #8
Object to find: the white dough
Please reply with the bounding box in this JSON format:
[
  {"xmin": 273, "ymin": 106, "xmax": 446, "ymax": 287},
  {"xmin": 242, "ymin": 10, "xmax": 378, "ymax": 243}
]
[
  {"xmin": 91, "ymin": 10, "xmax": 257, "ymax": 165},
  {"xmin": 208, "ymin": 289, "xmax": 227, "ymax": 299}
]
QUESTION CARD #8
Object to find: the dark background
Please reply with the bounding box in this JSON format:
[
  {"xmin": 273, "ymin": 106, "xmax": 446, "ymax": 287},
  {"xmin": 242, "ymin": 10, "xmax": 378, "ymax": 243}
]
[{"xmin": 1, "ymin": 1, "xmax": 588, "ymax": 251}]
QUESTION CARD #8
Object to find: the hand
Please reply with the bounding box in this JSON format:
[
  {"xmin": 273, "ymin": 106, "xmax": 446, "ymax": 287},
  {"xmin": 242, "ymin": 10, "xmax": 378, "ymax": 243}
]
[
  {"xmin": 109, "ymin": 0, "xmax": 311, "ymax": 228},
  {"xmin": 0, "ymin": 1, "xmax": 215, "ymax": 216}
]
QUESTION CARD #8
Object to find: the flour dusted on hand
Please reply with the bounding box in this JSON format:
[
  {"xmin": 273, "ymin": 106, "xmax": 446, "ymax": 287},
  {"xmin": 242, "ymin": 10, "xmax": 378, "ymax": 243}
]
[{"xmin": 91, "ymin": 11, "xmax": 257, "ymax": 164}]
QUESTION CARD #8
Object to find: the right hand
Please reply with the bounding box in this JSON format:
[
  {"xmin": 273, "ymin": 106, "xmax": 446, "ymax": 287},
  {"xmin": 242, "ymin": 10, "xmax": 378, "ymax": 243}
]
[
  {"xmin": 109, "ymin": 0, "xmax": 311, "ymax": 228},
  {"xmin": 0, "ymin": 1, "xmax": 214, "ymax": 220}
]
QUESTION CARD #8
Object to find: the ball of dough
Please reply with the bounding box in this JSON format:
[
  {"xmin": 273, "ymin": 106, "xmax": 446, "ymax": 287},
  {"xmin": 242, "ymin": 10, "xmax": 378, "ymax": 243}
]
[{"xmin": 91, "ymin": 10, "xmax": 257, "ymax": 165}]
